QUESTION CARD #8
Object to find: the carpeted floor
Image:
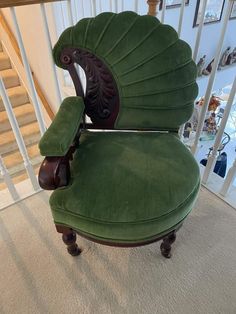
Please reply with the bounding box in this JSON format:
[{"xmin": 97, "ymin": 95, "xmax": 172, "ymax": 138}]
[{"xmin": 0, "ymin": 187, "xmax": 236, "ymax": 314}]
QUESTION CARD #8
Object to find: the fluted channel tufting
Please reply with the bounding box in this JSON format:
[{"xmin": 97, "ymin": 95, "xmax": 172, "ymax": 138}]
[{"xmin": 53, "ymin": 11, "xmax": 198, "ymax": 130}]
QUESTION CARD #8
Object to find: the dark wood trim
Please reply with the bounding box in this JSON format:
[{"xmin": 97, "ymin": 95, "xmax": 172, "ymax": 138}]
[
  {"xmin": 0, "ymin": 0, "xmax": 63, "ymax": 8},
  {"xmin": 38, "ymin": 135, "xmax": 80, "ymax": 190},
  {"xmin": 160, "ymin": 231, "xmax": 176, "ymax": 258},
  {"xmin": 56, "ymin": 225, "xmax": 81, "ymax": 256},
  {"xmin": 61, "ymin": 47, "xmax": 120, "ymax": 129},
  {"xmin": 55, "ymin": 222, "xmax": 182, "ymax": 250}
]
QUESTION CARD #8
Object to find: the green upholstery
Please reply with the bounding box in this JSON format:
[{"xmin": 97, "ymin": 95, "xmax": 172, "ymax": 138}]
[
  {"xmin": 53, "ymin": 11, "xmax": 198, "ymax": 130},
  {"xmin": 42, "ymin": 12, "xmax": 200, "ymax": 245},
  {"xmin": 50, "ymin": 131, "xmax": 200, "ymax": 243},
  {"xmin": 39, "ymin": 97, "xmax": 84, "ymax": 156}
]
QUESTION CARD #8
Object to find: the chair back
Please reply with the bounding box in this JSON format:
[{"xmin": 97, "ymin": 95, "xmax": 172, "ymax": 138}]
[{"xmin": 53, "ymin": 12, "xmax": 198, "ymax": 130}]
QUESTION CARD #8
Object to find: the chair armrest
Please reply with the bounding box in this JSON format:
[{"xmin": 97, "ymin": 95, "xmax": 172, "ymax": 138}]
[
  {"xmin": 38, "ymin": 144, "xmax": 76, "ymax": 190},
  {"xmin": 39, "ymin": 96, "xmax": 84, "ymax": 156}
]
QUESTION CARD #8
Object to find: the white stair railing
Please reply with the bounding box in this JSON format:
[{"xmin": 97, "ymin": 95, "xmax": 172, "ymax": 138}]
[
  {"xmin": 193, "ymin": 0, "xmax": 207, "ymax": 63},
  {"xmin": 220, "ymin": 158, "xmax": 236, "ymax": 197},
  {"xmin": 66, "ymin": 0, "xmax": 73, "ymax": 25},
  {"xmin": 40, "ymin": 3, "xmax": 62, "ymax": 107},
  {"xmin": 202, "ymin": 77, "xmax": 236, "ymax": 184},
  {"xmin": 0, "ymin": 78, "xmax": 40, "ymax": 191},
  {"xmin": 10, "ymin": 7, "xmax": 46, "ymax": 136},
  {"xmin": 177, "ymin": 0, "xmax": 185, "ymax": 37},
  {"xmin": 191, "ymin": 0, "xmax": 234, "ymax": 155},
  {"xmin": 0, "ymin": 155, "xmax": 19, "ymax": 201},
  {"xmin": 160, "ymin": 0, "xmax": 166, "ymax": 23}
]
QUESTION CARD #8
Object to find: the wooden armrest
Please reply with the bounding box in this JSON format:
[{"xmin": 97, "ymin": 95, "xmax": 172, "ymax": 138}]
[{"xmin": 38, "ymin": 143, "xmax": 77, "ymax": 190}]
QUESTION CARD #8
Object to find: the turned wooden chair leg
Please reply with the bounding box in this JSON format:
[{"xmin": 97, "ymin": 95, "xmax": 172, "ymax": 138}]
[
  {"xmin": 56, "ymin": 225, "xmax": 81, "ymax": 256},
  {"xmin": 160, "ymin": 230, "xmax": 176, "ymax": 258}
]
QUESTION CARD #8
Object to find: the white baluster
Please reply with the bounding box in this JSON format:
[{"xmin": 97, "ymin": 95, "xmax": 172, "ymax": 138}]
[
  {"xmin": 161, "ymin": 0, "xmax": 166, "ymax": 23},
  {"xmin": 121, "ymin": 0, "xmax": 124, "ymax": 11},
  {"xmin": 110, "ymin": 0, "xmax": 113, "ymax": 11},
  {"xmin": 99, "ymin": 0, "xmax": 102, "ymax": 13},
  {"xmin": 0, "ymin": 78, "xmax": 40, "ymax": 191},
  {"xmin": 178, "ymin": 123, "xmax": 185, "ymax": 139},
  {"xmin": 134, "ymin": 0, "xmax": 138, "ymax": 13},
  {"xmin": 10, "ymin": 7, "xmax": 46, "ymax": 136},
  {"xmin": 177, "ymin": 0, "xmax": 185, "ymax": 37},
  {"xmin": 91, "ymin": 0, "xmax": 97, "ymax": 16},
  {"xmin": 81, "ymin": 0, "xmax": 85, "ymax": 17},
  {"xmin": 191, "ymin": 1, "xmax": 233, "ymax": 155},
  {"xmin": 67, "ymin": 0, "xmax": 74, "ymax": 25},
  {"xmin": 0, "ymin": 156, "xmax": 19, "ymax": 201},
  {"xmin": 202, "ymin": 77, "xmax": 236, "ymax": 184},
  {"xmin": 114, "ymin": 0, "xmax": 118, "ymax": 13},
  {"xmin": 220, "ymin": 158, "xmax": 236, "ymax": 196},
  {"xmin": 40, "ymin": 4, "xmax": 62, "ymax": 108},
  {"xmin": 193, "ymin": 0, "xmax": 207, "ymax": 62}
]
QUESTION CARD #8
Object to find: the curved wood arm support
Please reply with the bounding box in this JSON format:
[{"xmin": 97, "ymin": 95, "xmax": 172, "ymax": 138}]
[
  {"xmin": 38, "ymin": 143, "xmax": 77, "ymax": 190},
  {"xmin": 38, "ymin": 156, "xmax": 70, "ymax": 190}
]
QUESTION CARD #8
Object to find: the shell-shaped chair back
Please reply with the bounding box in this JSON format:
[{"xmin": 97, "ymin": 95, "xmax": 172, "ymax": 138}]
[{"xmin": 53, "ymin": 11, "xmax": 198, "ymax": 130}]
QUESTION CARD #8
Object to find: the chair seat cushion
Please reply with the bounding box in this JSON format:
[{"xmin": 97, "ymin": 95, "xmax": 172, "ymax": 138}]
[{"xmin": 50, "ymin": 131, "xmax": 200, "ymax": 243}]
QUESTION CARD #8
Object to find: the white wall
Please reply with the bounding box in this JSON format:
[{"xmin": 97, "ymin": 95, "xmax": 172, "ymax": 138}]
[{"xmin": 2, "ymin": 3, "xmax": 62, "ymax": 115}]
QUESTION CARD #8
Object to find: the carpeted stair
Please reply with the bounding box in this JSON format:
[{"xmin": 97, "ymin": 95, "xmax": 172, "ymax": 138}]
[{"xmin": 0, "ymin": 42, "xmax": 43, "ymax": 190}]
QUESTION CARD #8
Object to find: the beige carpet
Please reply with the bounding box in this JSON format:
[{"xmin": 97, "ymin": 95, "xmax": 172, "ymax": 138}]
[{"xmin": 0, "ymin": 187, "xmax": 236, "ymax": 314}]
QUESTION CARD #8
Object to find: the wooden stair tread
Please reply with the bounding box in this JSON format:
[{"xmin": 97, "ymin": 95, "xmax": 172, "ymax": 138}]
[
  {"xmin": 0, "ymin": 165, "xmax": 40, "ymax": 191},
  {"xmin": 0, "ymin": 103, "xmax": 36, "ymax": 132},
  {"xmin": 0, "ymin": 68, "xmax": 20, "ymax": 89},
  {"xmin": 2, "ymin": 143, "xmax": 41, "ymax": 169},
  {"xmin": 0, "ymin": 85, "xmax": 29, "ymax": 111},
  {"xmin": 0, "ymin": 51, "xmax": 11, "ymax": 71},
  {"xmin": 0, "ymin": 121, "xmax": 41, "ymax": 155}
]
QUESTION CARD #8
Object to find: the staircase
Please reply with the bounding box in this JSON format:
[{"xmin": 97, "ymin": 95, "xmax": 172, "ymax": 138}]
[{"xmin": 0, "ymin": 42, "xmax": 43, "ymax": 190}]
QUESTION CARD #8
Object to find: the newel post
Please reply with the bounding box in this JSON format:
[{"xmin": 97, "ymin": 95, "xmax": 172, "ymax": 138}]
[{"xmin": 147, "ymin": 0, "xmax": 160, "ymax": 16}]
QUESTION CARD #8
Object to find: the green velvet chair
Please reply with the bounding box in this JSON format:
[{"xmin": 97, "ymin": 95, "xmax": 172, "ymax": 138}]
[{"xmin": 38, "ymin": 11, "xmax": 200, "ymax": 258}]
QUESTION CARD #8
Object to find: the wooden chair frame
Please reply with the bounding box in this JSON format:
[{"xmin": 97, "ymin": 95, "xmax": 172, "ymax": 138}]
[{"xmin": 38, "ymin": 46, "xmax": 182, "ymax": 258}]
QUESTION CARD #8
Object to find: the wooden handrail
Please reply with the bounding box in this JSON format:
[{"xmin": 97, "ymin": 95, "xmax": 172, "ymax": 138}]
[
  {"xmin": 147, "ymin": 0, "xmax": 160, "ymax": 16},
  {"xmin": 0, "ymin": 10, "xmax": 54, "ymax": 120},
  {"xmin": 0, "ymin": 0, "xmax": 62, "ymax": 8}
]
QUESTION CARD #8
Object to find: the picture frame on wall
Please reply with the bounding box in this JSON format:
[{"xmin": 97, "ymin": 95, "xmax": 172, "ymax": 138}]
[
  {"xmin": 193, "ymin": 0, "xmax": 225, "ymax": 27},
  {"xmin": 230, "ymin": 2, "xmax": 236, "ymax": 20},
  {"xmin": 159, "ymin": 0, "xmax": 189, "ymax": 10}
]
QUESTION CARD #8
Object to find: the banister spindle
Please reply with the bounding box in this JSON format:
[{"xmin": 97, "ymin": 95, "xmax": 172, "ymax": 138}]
[
  {"xmin": 191, "ymin": 0, "xmax": 233, "ymax": 155},
  {"xmin": 193, "ymin": 0, "xmax": 207, "ymax": 62},
  {"xmin": 0, "ymin": 78, "xmax": 40, "ymax": 191},
  {"xmin": 134, "ymin": 0, "xmax": 138, "ymax": 13},
  {"xmin": 66, "ymin": 0, "xmax": 73, "ymax": 25},
  {"xmin": 202, "ymin": 77, "xmax": 236, "ymax": 184},
  {"xmin": 220, "ymin": 159, "xmax": 236, "ymax": 197},
  {"xmin": 161, "ymin": 0, "xmax": 166, "ymax": 23},
  {"xmin": 114, "ymin": 0, "xmax": 118, "ymax": 13},
  {"xmin": 99, "ymin": 0, "xmax": 102, "ymax": 13},
  {"xmin": 0, "ymin": 155, "xmax": 19, "ymax": 201},
  {"xmin": 10, "ymin": 7, "xmax": 46, "ymax": 136},
  {"xmin": 91, "ymin": 0, "xmax": 96, "ymax": 16},
  {"xmin": 40, "ymin": 3, "xmax": 62, "ymax": 107},
  {"xmin": 121, "ymin": 0, "xmax": 124, "ymax": 11},
  {"xmin": 178, "ymin": 0, "xmax": 185, "ymax": 37},
  {"xmin": 147, "ymin": 0, "xmax": 160, "ymax": 16}
]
